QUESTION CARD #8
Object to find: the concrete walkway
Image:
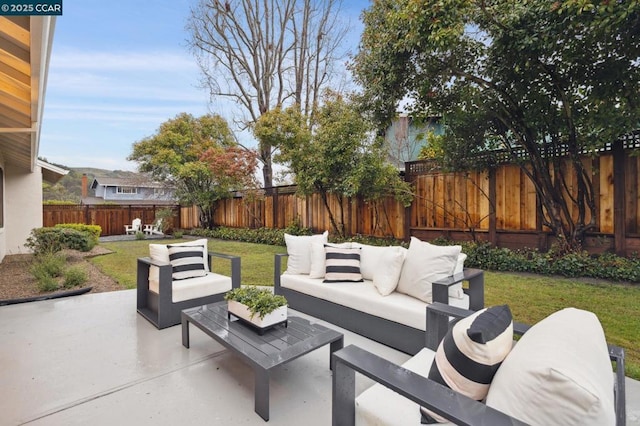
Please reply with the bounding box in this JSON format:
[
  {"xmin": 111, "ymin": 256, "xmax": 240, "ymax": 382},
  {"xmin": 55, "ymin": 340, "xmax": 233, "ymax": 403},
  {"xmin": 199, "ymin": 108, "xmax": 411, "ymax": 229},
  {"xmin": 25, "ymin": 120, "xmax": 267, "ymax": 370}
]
[{"xmin": 0, "ymin": 290, "xmax": 637, "ymax": 425}]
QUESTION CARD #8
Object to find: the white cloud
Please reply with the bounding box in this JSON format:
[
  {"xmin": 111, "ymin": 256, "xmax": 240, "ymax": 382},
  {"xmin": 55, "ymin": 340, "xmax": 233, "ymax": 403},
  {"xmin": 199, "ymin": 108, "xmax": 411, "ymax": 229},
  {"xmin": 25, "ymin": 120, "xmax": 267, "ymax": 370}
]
[{"xmin": 50, "ymin": 49, "xmax": 198, "ymax": 72}]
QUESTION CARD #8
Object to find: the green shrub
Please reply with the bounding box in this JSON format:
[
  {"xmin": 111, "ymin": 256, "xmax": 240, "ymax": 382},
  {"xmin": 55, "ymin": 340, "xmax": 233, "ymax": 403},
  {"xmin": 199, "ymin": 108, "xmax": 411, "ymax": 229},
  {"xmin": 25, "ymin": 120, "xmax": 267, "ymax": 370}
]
[
  {"xmin": 43, "ymin": 200, "xmax": 77, "ymax": 205},
  {"xmin": 192, "ymin": 226, "xmax": 288, "ymax": 246},
  {"xmin": 35, "ymin": 274, "xmax": 59, "ymax": 292},
  {"xmin": 283, "ymin": 218, "xmax": 312, "ymax": 236},
  {"xmin": 63, "ymin": 266, "xmax": 88, "ymax": 288},
  {"xmin": 25, "ymin": 227, "xmax": 95, "ymax": 255},
  {"xmin": 460, "ymin": 240, "xmax": 640, "ymax": 283},
  {"xmin": 54, "ymin": 223, "xmax": 101, "ymax": 243},
  {"xmin": 191, "ymin": 226, "xmax": 405, "ymax": 248},
  {"xmin": 172, "ymin": 230, "xmax": 184, "ymax": 239},
  {"xmin": 30, "ymin": 252, "xmax": 66, "ymax": 277},
  {"xmin": 30, "ymin": 253, "xmax": 67, "ymax": 292},
  {"xmin": 135, "ymin": 231, "xmax": 146, "ymax": 240}
]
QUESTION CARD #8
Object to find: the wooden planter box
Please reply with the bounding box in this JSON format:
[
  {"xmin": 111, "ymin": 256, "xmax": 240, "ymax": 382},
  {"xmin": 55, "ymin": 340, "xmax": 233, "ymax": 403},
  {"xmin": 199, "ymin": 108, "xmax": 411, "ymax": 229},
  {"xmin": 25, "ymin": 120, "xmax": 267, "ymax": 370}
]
[{"xmin": 227, "ymin": 300, "xmax": 288, "ymax": 334}]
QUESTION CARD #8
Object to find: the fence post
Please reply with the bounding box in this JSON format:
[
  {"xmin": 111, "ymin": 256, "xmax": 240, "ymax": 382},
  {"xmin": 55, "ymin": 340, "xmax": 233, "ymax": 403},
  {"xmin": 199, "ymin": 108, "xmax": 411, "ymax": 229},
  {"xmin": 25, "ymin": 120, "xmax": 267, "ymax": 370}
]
[
  {"xmin": 488, "ymin": 168, "xmax": 497, "ymax": 247},
  {"xmin": 272, "ymin": 187, "xmax": 279, "ymax": 229},
  {"xmin": 613, "ymin": 140, "xmax": 627, "ymax": 256},
  {"xmin": 404, "ymin": 164, "xmax": 413, "ymax": 242}
]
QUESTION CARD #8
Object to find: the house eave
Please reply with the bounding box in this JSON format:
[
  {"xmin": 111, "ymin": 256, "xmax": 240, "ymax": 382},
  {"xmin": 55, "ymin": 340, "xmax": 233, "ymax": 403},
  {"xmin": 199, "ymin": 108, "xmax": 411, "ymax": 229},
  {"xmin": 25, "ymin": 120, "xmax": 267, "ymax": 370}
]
[{"xmin": 0, "ymin": 16, "xmax": 56, "ymax": 172}]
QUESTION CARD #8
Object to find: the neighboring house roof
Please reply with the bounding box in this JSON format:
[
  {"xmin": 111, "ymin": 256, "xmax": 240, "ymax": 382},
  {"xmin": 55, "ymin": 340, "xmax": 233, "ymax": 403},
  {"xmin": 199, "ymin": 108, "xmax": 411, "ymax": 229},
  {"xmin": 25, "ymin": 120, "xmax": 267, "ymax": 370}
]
[
  {"xmin": 90, "ymin": 176, "xmax": 169, "ymax": 190},
  {"xmin": 37, "ymin": 159, "xmax": 68, "ymax": 184},
  {"xmin": 83, "ymin": 174, "xmax": 177, "ymax": 206},
  {"xmin": 80, "ymin": 196, "xmax": 177, "ymax": 206},
  {"xmin": 0, "ymin": 16, "xmax": 56, "ymax": 172}
]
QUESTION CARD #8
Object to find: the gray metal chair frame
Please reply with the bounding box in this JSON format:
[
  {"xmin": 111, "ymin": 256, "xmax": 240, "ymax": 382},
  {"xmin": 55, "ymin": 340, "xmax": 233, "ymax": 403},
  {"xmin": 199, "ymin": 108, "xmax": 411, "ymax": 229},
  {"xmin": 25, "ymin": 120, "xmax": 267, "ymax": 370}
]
[
  {"xmin": 332, "ymin": 302, "xmax": 626, "ymax": 426},
  {"xmin": 136, "ymin": 252, "xmax": 241, "ymax": 329}
]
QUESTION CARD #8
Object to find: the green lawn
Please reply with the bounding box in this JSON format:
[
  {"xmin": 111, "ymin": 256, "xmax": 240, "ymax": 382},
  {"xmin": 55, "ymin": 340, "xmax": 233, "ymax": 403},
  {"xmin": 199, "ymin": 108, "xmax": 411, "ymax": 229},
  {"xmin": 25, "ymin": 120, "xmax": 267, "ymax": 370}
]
[{"xmin": 91, "ymin": 238, "xmax": 640, "ymax": 379}]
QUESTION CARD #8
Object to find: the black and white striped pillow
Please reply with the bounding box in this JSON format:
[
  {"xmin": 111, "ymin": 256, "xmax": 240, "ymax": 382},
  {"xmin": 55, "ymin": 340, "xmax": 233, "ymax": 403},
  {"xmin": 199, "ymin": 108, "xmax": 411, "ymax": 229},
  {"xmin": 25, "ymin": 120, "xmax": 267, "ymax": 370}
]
[
  {"xmin": 420, "ymin": 305, "xmax": 513, "ymax": 423},
  {"xmin": 323, "ymin": 245, "xmax": 363, "ymax": 283},
  {"xmin": 167, "ymin": 244, "xmax": 208, "ymax": 280}
]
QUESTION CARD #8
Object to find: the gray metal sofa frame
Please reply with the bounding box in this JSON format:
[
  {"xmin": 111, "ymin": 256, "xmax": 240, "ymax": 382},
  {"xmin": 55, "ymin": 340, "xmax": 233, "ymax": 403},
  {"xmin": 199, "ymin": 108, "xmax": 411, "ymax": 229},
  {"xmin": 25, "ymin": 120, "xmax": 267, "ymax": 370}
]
[
  {"xmin": 137, "ymin": 252, "xmax": 241, "ymax": 329},
  {"xmin": 274, "ymin": 253, "xmax": 485, "ymax": 355},
  {"xmin": 332, "ymin": 302, "xmax": 626, "ymax": 426}
]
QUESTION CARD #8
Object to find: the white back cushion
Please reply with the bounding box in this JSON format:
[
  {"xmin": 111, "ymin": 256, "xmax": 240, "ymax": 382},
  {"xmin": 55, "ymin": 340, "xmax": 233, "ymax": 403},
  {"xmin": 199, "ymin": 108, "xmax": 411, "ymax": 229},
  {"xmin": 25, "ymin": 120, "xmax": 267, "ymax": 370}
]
[
  {"xmin": 396, "ymin": 237, "xmax": 461, "ymax": 303},
  {"xmin": 486, "ymin": 308, "xmax": 615, "ymax": 425},
  {"xmin": 149, "ymin": 239, "xmax": 209, "ymax": 283},
  {"xmin": 284, "ymin": 231, "xmax": 328, "ymax": 275},
  {"xmin": 358, "ymin": 245, "xmax": 407, "ymax": 296}
]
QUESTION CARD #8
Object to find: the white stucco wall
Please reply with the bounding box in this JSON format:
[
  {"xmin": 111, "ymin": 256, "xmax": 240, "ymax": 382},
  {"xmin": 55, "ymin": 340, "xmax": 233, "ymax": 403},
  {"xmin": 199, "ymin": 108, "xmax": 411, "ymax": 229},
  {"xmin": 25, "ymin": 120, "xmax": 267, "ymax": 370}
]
[
  {"xmin": 0, "ymin": 157, "xmax": 5, "ymax": 262},
  {"xmin": 3, "ymin": 163, "xmax": 43, "ymax": 258}
]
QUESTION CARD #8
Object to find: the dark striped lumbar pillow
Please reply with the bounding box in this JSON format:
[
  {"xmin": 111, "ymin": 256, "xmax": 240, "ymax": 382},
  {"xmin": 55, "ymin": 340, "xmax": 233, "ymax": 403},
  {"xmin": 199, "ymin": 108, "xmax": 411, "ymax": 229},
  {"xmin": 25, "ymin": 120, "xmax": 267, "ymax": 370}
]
[
  {"xmin": 420, "ymin": 305, "xmax": 513, "ymax": 423},
  {"xmin": 167, "ymin": 244, "xmax": 208, "ymax": 280},
  {"xmin": 323, "ymin": 245, "xmax": 363, "ymax": 283}
]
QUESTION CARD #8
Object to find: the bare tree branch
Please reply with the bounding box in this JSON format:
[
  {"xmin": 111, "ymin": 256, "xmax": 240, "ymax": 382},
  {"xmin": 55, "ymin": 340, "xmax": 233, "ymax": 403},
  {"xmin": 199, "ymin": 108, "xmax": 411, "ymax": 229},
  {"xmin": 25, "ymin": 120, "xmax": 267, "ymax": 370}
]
[{"xmin": 187, "ymin": 0, "xmax": 350, "ymax": 188}]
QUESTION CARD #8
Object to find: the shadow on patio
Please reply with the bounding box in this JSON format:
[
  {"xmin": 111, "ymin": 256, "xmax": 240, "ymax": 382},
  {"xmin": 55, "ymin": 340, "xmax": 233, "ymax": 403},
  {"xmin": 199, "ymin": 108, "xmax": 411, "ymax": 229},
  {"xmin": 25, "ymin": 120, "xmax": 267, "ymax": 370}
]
[{"xmin": 0, "ymin": 290, "xmax": 408, "ymax": 425}]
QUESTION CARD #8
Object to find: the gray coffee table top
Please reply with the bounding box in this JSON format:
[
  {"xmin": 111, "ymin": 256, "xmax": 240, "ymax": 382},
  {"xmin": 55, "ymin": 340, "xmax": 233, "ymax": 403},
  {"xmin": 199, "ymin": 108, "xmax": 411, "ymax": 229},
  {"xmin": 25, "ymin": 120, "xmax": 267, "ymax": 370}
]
[{"xmin": 181, "ymin": 301, "xmax": 344, "ymax": 421}]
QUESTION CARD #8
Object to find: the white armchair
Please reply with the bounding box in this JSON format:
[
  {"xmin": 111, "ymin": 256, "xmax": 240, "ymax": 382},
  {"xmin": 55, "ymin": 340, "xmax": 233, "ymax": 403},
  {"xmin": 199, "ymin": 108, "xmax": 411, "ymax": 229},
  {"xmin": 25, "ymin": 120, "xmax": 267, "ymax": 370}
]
[{"xmin": 136, "ymin": 239, "xmax": 241, "ymax": 329}]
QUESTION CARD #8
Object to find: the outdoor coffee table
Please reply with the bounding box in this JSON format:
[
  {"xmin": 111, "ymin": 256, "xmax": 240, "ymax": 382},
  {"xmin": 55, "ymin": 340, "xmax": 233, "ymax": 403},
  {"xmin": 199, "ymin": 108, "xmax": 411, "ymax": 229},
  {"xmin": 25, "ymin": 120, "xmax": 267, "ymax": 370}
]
[{"xmin": 181, "ymin": 301, "xmax": 344, "ymax": 421}]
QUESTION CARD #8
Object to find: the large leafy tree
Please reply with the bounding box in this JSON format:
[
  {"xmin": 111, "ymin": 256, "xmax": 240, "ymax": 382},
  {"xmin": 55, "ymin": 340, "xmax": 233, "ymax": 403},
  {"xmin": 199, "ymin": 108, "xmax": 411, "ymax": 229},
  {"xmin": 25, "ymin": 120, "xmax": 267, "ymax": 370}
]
[
  {"xmin": 353, "ymin": 0, "xmax": 640, "ymax": 252},
  {"xmin": 128, "ymin": 113, "xmax": 258, "ymax": 229},
  {"xmin": 262, "ymin": 93, "xmax": 412, "ymax": 237},
  {"xmin": 187, "ymin": 0, "xmax": 349, "ymax": 189}
]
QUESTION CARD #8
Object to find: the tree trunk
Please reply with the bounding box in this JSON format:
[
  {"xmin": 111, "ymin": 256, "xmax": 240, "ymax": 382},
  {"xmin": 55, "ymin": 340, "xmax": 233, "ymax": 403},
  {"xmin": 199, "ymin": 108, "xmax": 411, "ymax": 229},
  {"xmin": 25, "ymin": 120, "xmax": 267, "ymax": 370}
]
[
  {"xmin": 198, "ymin": 204, "xmax": 215, "ymax": 230},
  {"xmin": 320, "ymin": 191, "xmax": 342, "ymax": 238},
  {"xmin": 261, "ymin": 146, "xmax": 273, "ymax": 193}
]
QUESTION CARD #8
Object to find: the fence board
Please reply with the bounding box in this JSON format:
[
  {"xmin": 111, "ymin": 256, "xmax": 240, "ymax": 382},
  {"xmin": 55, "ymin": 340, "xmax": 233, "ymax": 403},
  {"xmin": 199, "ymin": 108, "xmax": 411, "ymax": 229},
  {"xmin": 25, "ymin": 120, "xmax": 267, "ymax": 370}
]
[
  {"xmin": 600, "ymin": 155, "xmax": 615, "ymax": 233},
  {"xmin": 626, "ymin": 156, "xmax": 639, "ymax": 234}
]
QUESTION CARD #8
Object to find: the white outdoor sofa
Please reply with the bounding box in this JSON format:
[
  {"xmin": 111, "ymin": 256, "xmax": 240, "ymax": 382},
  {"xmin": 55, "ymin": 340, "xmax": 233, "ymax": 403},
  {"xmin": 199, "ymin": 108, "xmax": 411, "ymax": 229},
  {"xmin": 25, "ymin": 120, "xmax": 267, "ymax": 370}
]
[{"xmin": 274, "ymin": 235, "xmax": 485, "ymax": 355}]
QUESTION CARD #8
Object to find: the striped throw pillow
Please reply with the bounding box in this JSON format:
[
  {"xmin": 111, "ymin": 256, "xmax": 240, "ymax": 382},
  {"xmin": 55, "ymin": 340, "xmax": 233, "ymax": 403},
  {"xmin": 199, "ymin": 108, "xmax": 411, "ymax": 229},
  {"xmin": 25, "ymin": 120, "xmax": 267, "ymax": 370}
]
[
  {"xmin": 167, "ymin": 244, "xmax": 208, "ymax": 280},
  {"xmin": 323, "ymin": 245, "xmax": 363, "ymax": 283},
  {"xmin": 420, "ymin": 305, "xmax": 513, "ymax": 423}
]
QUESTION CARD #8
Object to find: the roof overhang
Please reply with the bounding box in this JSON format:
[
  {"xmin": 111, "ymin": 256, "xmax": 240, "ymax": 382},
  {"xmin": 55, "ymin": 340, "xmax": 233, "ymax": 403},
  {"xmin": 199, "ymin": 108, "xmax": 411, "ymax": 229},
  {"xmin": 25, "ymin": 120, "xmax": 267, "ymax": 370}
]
[
  {"xmin": 0, "ymin": 16, "xmax": 56, "ymax": 172},
  {"xmin": 37, "ymin": 158, "xmax": 67, "ymax": 183}
]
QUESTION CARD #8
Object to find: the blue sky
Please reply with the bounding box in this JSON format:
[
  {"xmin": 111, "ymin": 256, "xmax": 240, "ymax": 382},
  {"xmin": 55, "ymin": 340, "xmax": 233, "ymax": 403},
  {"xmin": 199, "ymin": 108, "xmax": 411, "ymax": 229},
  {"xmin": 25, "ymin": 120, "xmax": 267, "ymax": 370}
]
[{"xmin": 39, "ymin": 0, "xmax": 368, "ymax": 172}]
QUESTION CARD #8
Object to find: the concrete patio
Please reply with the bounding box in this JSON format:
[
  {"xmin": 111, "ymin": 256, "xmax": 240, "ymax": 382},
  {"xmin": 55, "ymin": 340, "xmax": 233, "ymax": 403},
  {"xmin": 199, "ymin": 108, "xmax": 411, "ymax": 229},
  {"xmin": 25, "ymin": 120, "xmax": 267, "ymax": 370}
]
[{"xmin": 1, "ymin": 289, "xmax": 639, "ymax": 425}]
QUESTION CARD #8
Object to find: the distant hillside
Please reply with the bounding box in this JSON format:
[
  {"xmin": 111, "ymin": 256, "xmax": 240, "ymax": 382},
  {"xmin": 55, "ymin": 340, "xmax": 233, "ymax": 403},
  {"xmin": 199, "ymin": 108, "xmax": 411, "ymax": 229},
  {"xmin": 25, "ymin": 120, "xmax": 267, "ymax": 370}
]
[{"xmin": 42, "ymin": 164, "xmax": 142, "ymax": 202}]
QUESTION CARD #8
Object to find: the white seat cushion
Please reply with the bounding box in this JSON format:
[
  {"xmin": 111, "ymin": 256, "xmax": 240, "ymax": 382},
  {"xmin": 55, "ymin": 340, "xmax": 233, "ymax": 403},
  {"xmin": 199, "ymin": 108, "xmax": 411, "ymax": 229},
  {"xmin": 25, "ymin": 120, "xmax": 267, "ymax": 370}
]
[
  {"xmin": 355, "ymin": 348, "xmax": 455, "ymax": 426},
  {"xmin": 280, "ymin": 275, "xmax": 469, "ymax": 331},
  {"xmin": 149, "ymin": 272, "xmax": 232, "ymax": 303}
]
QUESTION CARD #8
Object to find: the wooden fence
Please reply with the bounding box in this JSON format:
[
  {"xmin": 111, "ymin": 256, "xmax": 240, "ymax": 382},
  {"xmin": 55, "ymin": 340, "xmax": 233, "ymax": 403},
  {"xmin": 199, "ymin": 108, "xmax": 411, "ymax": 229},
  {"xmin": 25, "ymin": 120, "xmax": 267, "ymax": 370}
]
[
  {"xmin": 42, "ymin": 205, "xmax": 182, "ymax": 236},
  {"xmin": 42, "ymin": 140, "xmax": 640, "ymax": 256},
  {"xmin": 207, "ymin": 139, "xmax": 640, "ymax": 256}
]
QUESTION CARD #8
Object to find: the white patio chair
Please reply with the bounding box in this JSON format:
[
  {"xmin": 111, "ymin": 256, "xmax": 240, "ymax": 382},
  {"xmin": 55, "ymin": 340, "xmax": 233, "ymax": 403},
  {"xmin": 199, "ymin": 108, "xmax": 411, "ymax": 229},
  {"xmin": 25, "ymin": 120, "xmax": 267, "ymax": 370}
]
[
  {"xmin": 125, "ymin": 218, "xmax": 142, "ymax": 235},
  {"xmin": 144, "ymin": 218, "xmax": 163, "ymax": 236}
]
